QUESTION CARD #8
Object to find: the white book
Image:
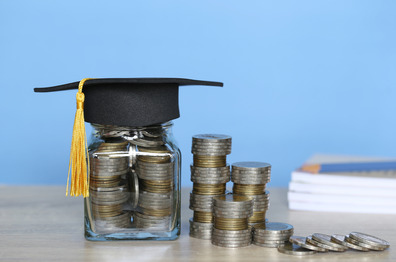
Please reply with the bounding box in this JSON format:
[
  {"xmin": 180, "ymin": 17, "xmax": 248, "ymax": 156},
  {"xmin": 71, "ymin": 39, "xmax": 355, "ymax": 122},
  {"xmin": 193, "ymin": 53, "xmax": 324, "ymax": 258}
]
[
  {"xmin": 288, "ymin": 191, "xmax": 396, "ymax": 207},
  {"xmin": 288, "ymin": 201, "xmax": 396, "ymax": 214},
  {"xmin": 288, "ymin": 181, "xmax": 396, "ymax": 197}
]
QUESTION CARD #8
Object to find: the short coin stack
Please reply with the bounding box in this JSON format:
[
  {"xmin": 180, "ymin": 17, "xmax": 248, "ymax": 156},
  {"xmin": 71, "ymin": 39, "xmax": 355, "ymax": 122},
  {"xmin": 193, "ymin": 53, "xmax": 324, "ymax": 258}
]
[
  {"xmin": 211, "ymin": 194, "xmax": 253, "ymax": 248},
  {"xmin": 134, "ymin": 145, "xmax": 173, "ymax": 230},
  {"xmin": 252, "ymin": 222, "xmax": 294, "ymax": 248},
  {"xmin": 89, "ymin": 141, "xmax": 131, "ymax": 231},
  {"xmin": 231, "ymin": 162, "xmax": 271, "ymax": 224},
  {"xmin": 189, "ymin": 134, "xmax": 231, "ymax": 239},
  {"xmin": 284, "ymin": 232, "xmax": 390, "ymax": 256}
]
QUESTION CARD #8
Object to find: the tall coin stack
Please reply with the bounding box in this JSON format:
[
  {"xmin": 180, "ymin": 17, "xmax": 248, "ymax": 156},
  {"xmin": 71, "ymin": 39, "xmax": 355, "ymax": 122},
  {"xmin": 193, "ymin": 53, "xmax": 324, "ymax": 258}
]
[
  {"xmin": 231, "ymin": 162, "xmax": 271, "ymax": 224},
  {"xmin": 189, "ymin": 134, "xmax": 232, "ymax": 239},
  {"xmin": 212, "ymin": 194, "xmax": 254, "ymax": 248},
  {"xmin": 134, "ymin": 145, "xmax": 173, "ymax": 230},
  {"xmin": 90, "ymin": 141, "xmax": 131, "ymax": 231}
]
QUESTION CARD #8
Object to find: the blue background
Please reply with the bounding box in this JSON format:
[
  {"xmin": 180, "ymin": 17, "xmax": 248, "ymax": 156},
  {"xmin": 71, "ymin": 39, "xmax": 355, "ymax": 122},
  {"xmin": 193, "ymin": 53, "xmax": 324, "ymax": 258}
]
[{"xmin": 1, "ymin": 1, "xmax": 395, "ymax": 187}]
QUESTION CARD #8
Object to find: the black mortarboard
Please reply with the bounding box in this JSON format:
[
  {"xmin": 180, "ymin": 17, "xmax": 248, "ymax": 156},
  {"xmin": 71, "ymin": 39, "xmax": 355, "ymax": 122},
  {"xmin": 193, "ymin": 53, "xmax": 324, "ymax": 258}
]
[
  {"xmin": 34, "ymin": 78, "xmax": 223, "ymax": 127},
  {"xmin": 34, "ymin": 77, "xmax": 223, "ymax": 197}
]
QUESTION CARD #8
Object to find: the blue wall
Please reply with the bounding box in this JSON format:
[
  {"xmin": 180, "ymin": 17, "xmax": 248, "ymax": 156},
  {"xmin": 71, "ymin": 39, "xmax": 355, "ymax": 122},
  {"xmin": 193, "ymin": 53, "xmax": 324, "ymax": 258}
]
[{"xmin": 1, "ymin": 1, "xmax": 395, "ymax": 187}]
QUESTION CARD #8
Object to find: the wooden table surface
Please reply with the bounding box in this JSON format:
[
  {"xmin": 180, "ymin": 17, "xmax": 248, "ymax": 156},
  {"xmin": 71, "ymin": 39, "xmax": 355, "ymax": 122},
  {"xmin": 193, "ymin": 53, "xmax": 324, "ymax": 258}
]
[{"xmin": 0, "ymin": 186, "xmax": 394, "ymax": 261}]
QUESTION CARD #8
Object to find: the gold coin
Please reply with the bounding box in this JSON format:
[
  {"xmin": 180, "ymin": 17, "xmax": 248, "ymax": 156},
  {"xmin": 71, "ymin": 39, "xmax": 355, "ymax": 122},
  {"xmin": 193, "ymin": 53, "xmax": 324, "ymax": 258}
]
[
  {"xmin": 193, "ymin": 211, "xmax": 214, "ymax": 223},
  {"xmin": 233, "ymin": 184, "xmax": 266, "ymax": 195},
  {"xmin": 193, "ymin": 183, "xmax": 226, "ymax": 195},
  {"xmin": 248, "ymin": 211, "xmax": 266, "ymax": 223},
  {"xmin": 214, "ymin": 217, "xmax": 249, "ymax": 230}
]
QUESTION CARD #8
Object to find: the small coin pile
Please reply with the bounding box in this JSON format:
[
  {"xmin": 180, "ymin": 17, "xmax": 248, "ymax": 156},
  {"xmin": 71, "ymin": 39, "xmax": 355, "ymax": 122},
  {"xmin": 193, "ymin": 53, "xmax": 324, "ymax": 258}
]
[
  {"xmin": 231, "ymin": 162, "xmax": 271, "ymax": 224},
  {"xmin": 252, "ymin": 222, "xmax": 294, "ymax": 247},
  {"xmin": 89, "ymin": 141, "xmax": 130, "ymax": 231},
  {"xmin": 283, "ymin": 232, "xmax": 390, "ymax": 256},
  {"xmin": 211, "ymin": 194, "xmax": 253, "ymax": 248},
  {"xmin": 189, "ymin": 134, "xmax": 231, "ymax": 239},
  {"xmin": 135, "ymin": 145, "xmax": 174, "ymax": 230}
]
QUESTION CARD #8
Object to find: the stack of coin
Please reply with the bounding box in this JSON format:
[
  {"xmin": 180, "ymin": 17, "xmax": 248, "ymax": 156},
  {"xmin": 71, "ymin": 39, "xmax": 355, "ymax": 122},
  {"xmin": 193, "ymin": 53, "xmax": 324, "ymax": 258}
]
[
  {"xmin": 252, "ymin": 222, "xmax": 294, "ymax": 247},
  {"xmin": 189, "ymin": 134, "xmax": 232, "ymax": 239},
  {"xmin": 135, "ymin": 145, "xmax": 173, "ymax": 230},
  {"xmin": 89, "ymin": 141, "xmax": 130, "ymax": 230},
  {"xmin": 211, "ymin": 194, "xmax": 253, "ymax": 248},
  {"xmin": 284, "ymin": 232, "xmax": 390, "ymax": 256},
  {"xmin": 231, "ymin": 162, "xmax": 271, "ymax": 224}
]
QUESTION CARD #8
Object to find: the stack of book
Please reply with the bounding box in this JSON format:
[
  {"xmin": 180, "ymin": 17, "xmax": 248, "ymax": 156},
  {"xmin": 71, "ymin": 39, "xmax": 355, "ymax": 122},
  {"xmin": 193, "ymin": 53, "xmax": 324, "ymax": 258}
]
[{"xmin": 288, "ymin": 154, "xmax": 396, "ymax": 214}]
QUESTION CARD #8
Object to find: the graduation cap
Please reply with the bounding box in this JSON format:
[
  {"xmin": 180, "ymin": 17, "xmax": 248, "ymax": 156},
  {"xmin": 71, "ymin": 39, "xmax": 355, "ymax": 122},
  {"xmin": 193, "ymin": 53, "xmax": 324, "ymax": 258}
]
[{"xmin": 35, "ymin": 78, "xmax": 223, "ymax": 197}]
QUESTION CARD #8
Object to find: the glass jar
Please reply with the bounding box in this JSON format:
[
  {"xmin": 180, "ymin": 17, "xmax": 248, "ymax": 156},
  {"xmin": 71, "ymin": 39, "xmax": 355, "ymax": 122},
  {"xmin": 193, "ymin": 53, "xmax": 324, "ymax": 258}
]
[{"xmin": 84, "ymin": 121, "xmax": 181, "ymax": 241}]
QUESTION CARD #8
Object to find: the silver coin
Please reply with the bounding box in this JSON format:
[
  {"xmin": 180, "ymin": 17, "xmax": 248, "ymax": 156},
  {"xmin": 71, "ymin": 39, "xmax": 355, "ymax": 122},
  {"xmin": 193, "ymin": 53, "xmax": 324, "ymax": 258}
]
[
  {"xmin": 127, "ymin": 170, "xmax": 138, "ymax": 208},
  {"xmin": 192, "ymin": 147, "xmax": 231, "ymax": 152},
  {"xmin": 232, "ymin": 161, "xmax": 271, "ymax": 170},
  {"xmin": 306, "ymin": 236, "xmax": 345, "ymax": 252},
  {"xmin": 192, "ymin": 145, "xmax": 231, "ymax": 151},
  {"xmin": 191, "ymin": 165, "xmax": 230, "ymax": 173},
  {"xmin": 91, "ymin": 162, "xmax": 128, "ymax": 168},
  {"xmin": 277, "ymin": 243, "xmax": 316, "ymax": 256},
  {"xmin": 253, "ymin": 231, "xmax": 293, "ymax": 238},
  {"xmin": 191, "ymin": 175, "xmax": 230, "ymax": 181},
  {"xmin": 253, "ymin": 222, "xmax": 293, "ymax": 234},
  {"xmin": 92, "ymin": 198, "xmax": 129, "ymax": 205},
  {"xmin": 212, "ymin": 228, "xmax": 251, "ymax": 234},
  {"xmin": 213, "ymin": 213, "xmax": 253, "ymax": 219},
  {"xmin": 192, "ymin": 134, "xmax": 232, "ymax": 141},
  {"xmin": 212, "ymin": 235, "xmax": 251, "ymax": 242},
  {"xmin": 190, "ymin": 198, "xmax": 213, "ymax": 205},
  {"xmin": 213, "ymin": 205, "xmax": 254, "ymax": 212},
  {"xmin": 231, "ymin": 180, "xmax": 270, "ymax": 185},
  {"xmin": 253, "ymin": 235, "xmax": 291, "ymax": 241},
  {"xmin": 253, "ymin": 242, "xmax": 286, "ymax": 248},
  {"xmin": 231, "ymin": 175, "xmax": 271, "ymax": 181},
  {"xmin": 191, "ymin": 172, "xmax": 230, "ymax": 177},
  {"xmin": 312, "ymin": 233, "xmax": 348, "ymax": 250},
  {"xmin": 91, "ymin": 169, "xmax": 128, "ymax": 176},
  {"xmin": 192, "ymin": 152, "xmax": 230, "ymax": 157},
  {"xmin": 133, "ymin": 212, "xmax": 171, "ymax": 221},
  {"xmin": 90, "ymin": 191, "xmax": 128, "ymax": 197},
  {"xmin": 190, "ymin": 227, "xmax": 213, "ymax": 233},
  {"xmin": 189, "ymin": 232, "xmax": 212, "ymax": 240},
  {"xmin": 211, "ymin": 241, "xmax": 250, "ymax": 248},
  {"xmin": 331, "ymin": 234, "xmax": 369, "ymax": 251},
  {"xmin": 289, "ymin": 236, "xmax": 328, "ymax": 252},
  {"xmin": 139, "ymin": 191, "xmax": 172, "ymax": 199},
  {"xmin": 190, "ymin": 201, "xmax": 213, "ymax": 207},
  {"xmin": 345, "ymin": 235, "xmax": 386, "ymax": 251},
  {"xmin": 136, "ymin": 165, "xmax": 173, "ymax": 173},
  {"xmin": 90, "ymin": 185, "xmax": 127, "ymax": 192},
  {"xmin": 213, "ymin": 203, "xmax": 254, "ymax": 210},
  {"xmin": 136, "ymin": 167, "xmax": 173, "ymax": 173},
  {"xmin": 349, "ymin": 232, "xmax": 390, "ymax": 249},
  {"xmin": 138, "ymin": 175, "xmax": 173, "ymax": 181},
  {"xmin": 191, "ymin": 177, "xmax": 230, "ymax": 184},
  {"xmin": 211, "ymin": 239, "xmax": 252, "ymax": 246},
  {"xmin": 192, "ymin": 138, "xmax": 231, "ymax": 144}
]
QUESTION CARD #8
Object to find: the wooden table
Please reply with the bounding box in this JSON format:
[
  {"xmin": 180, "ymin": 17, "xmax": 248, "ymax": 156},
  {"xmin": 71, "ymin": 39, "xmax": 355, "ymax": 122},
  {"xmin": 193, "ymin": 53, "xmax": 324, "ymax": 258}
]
[{"xmin": 0, "ymin": 186, "xmax": 394, "ymax": 261}]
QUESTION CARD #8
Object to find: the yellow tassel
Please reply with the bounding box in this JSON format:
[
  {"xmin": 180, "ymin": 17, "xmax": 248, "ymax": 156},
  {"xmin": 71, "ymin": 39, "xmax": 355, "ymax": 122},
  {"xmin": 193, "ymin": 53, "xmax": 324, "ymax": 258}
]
[{"xmin": 66, "ymin": 78, "xmax": 93, "ymax": 197}]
